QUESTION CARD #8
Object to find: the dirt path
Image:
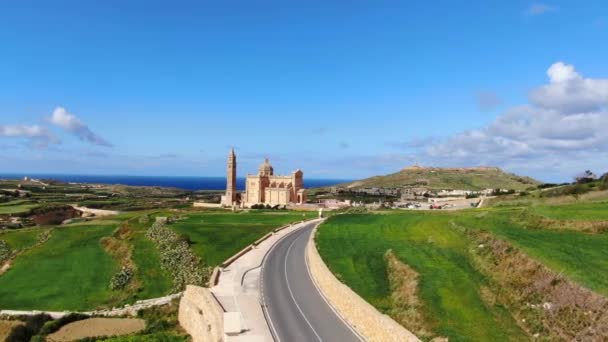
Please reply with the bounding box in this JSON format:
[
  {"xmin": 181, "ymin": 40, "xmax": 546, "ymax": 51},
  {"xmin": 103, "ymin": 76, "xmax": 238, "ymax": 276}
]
[
  {"xmin": 47, "ymin": 318, "xmax": 145, "ymax": 341},
  {"xmin": 0, "ymin": 261, "xmax": 11, "ymax": 276},
  {"xmin": 71, "ymin": 205, "xmax": 119, "ymax": 217},
  {"xmin": 0, "ymin": 320, "xmax": 22, "ymax": 340}
]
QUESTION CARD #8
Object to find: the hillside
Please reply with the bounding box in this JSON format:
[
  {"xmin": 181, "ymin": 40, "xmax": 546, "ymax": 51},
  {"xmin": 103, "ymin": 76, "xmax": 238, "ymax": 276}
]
[{"xmin": 344, "ymin": 165, "xmax": 540, "ymax": 191}]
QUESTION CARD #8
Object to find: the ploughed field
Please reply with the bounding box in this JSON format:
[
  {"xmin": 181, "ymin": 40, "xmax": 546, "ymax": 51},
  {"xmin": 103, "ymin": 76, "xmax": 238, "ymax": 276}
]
[
  {"xmin": 316, "ymin": 202, "xmax": 608, "ymax": 341},
  {"xmin": 0, "ymin": 210, "xmax": 312, "ymax": 311}
]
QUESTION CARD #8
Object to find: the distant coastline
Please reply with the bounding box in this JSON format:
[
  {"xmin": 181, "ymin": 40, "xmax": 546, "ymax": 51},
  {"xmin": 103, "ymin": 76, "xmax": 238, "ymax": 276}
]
[{"xmin": 0, "ymin": 174, "xmax": 350, "ymax": 191}]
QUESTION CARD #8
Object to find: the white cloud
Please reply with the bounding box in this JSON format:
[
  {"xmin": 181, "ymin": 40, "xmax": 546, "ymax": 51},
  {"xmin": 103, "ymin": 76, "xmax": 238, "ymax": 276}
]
[
  {"xmin": 50, "ymin": 107, "xmax": 112, "ymax": 147},
  {"xmin": 422, "ymin": 62, "xmax": 608, "ymax": 180},
  {"xmin": 525, "ymin": 3, "xmax": 557, "ymax": 16},
  {"xmin": 529, "ymin": 62, "xmax": 608, "ymax": 113},
  {"xmin": 0, "ymin": 124, "xmax": 58, "ymax": 147}
]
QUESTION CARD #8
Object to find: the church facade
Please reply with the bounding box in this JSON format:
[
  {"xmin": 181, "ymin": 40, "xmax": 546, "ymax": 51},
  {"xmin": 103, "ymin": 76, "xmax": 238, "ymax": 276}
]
[{"xmin": 222, "ymin": 149, "xmax": 306, "ymax": 208}]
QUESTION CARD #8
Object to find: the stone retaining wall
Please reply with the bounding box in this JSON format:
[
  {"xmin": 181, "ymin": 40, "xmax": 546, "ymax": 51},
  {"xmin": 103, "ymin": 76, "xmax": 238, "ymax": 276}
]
[
  {"xmin": 306, "ymin": 225, "xmax": 420, "ymax": 342},
  {"xmin": 179, "ymin": 285, "xmax": 224, "ymax": 342},
  {"xmin": 0, "ymin": 293, "xmax": 183, "ymax": 319}
]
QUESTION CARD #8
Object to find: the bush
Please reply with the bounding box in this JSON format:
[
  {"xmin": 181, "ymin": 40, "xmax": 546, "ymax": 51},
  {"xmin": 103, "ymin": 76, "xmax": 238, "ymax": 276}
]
[
  {"xmin": 6, "ymin": 314, "xmax": 53, "ymax": 342},
  {"xmin": 110, "ymin": 266, "xmax": 134, "ymax": 290},
  {"xmin": 146, "ymin": 222, "xmax": 211, "ymax": 291},
  {"xmin": 0, "ymin": 239, "xmax": 12, "ymax": 263},
  {"xmin": 39, "ymin": 313, "xmax": 89, "ymax": 335}
]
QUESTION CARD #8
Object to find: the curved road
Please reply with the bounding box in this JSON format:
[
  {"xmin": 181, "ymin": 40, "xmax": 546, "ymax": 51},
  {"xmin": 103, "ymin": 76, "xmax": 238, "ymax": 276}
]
[{"xmin": 261, "ymin": 222, "xmax": 361, "ymax": 342}]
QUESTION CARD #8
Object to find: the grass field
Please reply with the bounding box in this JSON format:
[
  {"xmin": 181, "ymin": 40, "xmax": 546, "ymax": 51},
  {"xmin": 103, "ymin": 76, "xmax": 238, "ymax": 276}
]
[
  {"xmin": 0, "ymin": 209, "xmax": 315, "ymax": 311},
  {"xmin": 0, "ymin": 227, "xmax": 43, "ymax": 250},
  {"xmin": 170, "ymin": 210, "xmax": 315, "ymax": 266},
  {"xmin": 317, "ymin": 207, "xmax": 608, "ymax": 340},
  {"xmin": 455, "ymin": 209, "xmax": 608, "ymax": 295},
  {"xmin": 0, "ymin": 200, "xmax": 39, "ymax": 215},
  {"xmin": 0, "ymin": 224, "xmax": 118, "ymax": 311},
  {"xmin": 528, "ymin": 201, "xmax": 608, "ymax": 220}
]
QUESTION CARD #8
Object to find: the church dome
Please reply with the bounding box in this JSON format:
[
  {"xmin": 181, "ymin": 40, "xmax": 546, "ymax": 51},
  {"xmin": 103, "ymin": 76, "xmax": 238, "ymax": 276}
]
[{"xmin": 258, "ymin": 158, "xmax": 274, "ymax": 176}]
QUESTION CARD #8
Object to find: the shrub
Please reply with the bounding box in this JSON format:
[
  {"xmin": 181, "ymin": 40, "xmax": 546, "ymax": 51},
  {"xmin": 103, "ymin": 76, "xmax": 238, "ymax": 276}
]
[
  {"xmin": 110, "ymin": 266, "xmax": 134, "ymax": 290},
  {"xmin": 146, "ymin": 222, "xmax": 211, "ymax": 291},
  {"xmin": 39, "ymin": 313, "xmax": 89, "ymax": 335},
  {"xmin": 6, "ymin": 314, "xmax": 53, "ymax": 342},
  {"xmin": 0, "ymin": 239, "xmax": 12, "ymax": 263}
]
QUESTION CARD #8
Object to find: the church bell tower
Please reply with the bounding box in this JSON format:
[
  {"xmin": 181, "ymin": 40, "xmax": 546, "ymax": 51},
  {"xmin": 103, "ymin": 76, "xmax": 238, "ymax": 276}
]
[{"xmin": 224, "ymin": 148, "xmax": 237, "ymax": 206}]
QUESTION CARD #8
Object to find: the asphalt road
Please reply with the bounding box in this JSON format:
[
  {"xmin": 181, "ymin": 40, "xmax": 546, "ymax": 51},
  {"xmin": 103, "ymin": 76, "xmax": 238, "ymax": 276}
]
[{"xmin": 261, "ymin": 222, "xmax": 361, "ymax": 342}]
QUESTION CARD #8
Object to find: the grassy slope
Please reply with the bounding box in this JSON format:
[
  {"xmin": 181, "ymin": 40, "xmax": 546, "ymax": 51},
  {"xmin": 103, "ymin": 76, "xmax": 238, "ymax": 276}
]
[
  {"xmin": 0, "ymin": 224, "xmax": 118, "ymax": 311},
  {"xmin": 529, "ymin": 201, "xmax": 608, "ymax": 220},
  {"xmin": 345, "ymin": 167, "xmax": 539, "ymax": 191},
  {"xmin": 318, "ymin": 207, "xmax": 608, "ymax": 340},
  {"xmin": 0, "ymin": 202, "xmax": 39, "ymax": 215},
  {"xmin": 170, "ymin": 211, "xmax": 315, "ymax": 266},
  {"xmin": 124, "ymin": 212, "xmax": 174, "ymax": 300},
  {"xmin": 317, "ymin": 213, "xmax": 526, "ymax": 341},
  {"xmin": 0, "ymin": 227, "xmax": 42, "ymax": 250},
  {"xmin": 456, "ymin": 209, "xmax": 608, "ymax": 294}
]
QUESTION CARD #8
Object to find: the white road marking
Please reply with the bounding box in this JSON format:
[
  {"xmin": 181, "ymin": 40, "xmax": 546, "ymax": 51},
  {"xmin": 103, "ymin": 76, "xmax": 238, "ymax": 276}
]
[{"xmin": 284, "ymin": 230, "xmax": 324, "ymax": 342}]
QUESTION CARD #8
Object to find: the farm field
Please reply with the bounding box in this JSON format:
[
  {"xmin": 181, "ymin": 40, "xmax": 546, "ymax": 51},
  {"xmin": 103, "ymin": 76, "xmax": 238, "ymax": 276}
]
[
  {"xmin": 0, "ymin": 224, "xmax": 118, "ymax": 311},
  {"xmin": 169, "ymin": 210, "xmax": 315, "ymax": 266},
  {"xmin": 455, "ymin": 209, "xmax": 608, "ymax": 294},
  {"xmin": 0, "ymin": 200, "xmax": 39, "ymax": 215},
  {"xmin": 316, "ymin": 206, "xmax": 608, "ymax": 340},
  {"xmin": 527, "ymin": 201, "xmax": 608, "ymax": 220},
  {"xmin": 0, "ymin": 209, "xmax": 315, "ymax": 311},
  {"xmin": 0, "ymin": 227, "xmax": 42, "ymax": 251}
]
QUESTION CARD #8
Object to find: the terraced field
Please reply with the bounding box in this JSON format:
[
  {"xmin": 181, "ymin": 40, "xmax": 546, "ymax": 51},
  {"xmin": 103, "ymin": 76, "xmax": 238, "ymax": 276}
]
[
  {"xmin": 169, "ymin": 210, "xmax": 315, "ymax": 266},
  {"xmin": 0, "ymin": 224, "xmax": 118, "ymax": 311},
  {"xmin": 316, "ymin": 205, "xmax": 608, "ymax": 340},
  {"xmin": 0, "ymin": 209, "xmax": 315, "ymax": 311}
]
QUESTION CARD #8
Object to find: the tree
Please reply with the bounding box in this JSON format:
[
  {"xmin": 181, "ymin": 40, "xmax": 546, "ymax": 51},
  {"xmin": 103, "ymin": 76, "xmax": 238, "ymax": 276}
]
[{"xmin": 575, "ymin": 170, "xmax": 597, "ymax": 184}]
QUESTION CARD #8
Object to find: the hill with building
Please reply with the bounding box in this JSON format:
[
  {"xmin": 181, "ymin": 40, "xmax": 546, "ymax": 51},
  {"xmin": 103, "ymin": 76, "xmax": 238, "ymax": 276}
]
[{"xmin": 343, "ymin": 165, "xmax": 540, "ymax": 191}]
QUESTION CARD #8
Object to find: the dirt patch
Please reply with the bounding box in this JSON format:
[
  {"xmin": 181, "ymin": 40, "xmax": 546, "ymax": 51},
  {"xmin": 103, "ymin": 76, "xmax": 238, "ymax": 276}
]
[
  {"xmin": 468, "ymin": 230, "xmax": 608, "ymax": 340},
  {"xmin": 0, "ymin": 320, "xmax": 22, "ymax": 341},
  {"xmin": 385, "ymin": 250, "xmax": 437, "ymax": 340},
  {"xmin": 47, "ymin": 318, "xmax": 145, "ymax": 341},
  {"xmin": 0, "ymin": 260, "xmax": 11, "ymax": 275}
]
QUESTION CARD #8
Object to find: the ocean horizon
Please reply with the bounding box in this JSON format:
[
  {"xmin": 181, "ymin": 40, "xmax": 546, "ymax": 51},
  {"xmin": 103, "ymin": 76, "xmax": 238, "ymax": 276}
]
[{"xmin": 0, "ymin": 173, "xmax": 350, "ymax": 191}]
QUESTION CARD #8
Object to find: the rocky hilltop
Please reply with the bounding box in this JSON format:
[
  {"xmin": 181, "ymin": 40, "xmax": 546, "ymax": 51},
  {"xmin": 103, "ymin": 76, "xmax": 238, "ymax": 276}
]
[{"xmin": 344, "ymin": 165, "xmax": 540, "ymax": 191}]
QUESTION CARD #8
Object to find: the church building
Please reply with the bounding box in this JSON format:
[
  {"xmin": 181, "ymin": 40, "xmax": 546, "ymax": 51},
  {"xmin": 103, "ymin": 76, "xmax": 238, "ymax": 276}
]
[{"xmin": 222, "ymin": 149, "xmax": 306, "ymax": 208}]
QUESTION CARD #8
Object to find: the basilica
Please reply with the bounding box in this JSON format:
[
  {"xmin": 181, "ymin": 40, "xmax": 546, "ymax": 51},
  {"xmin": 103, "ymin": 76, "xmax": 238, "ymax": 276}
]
[{"xmin": 222, "ymin": 149, "xmax": 306, "ymax": 207}]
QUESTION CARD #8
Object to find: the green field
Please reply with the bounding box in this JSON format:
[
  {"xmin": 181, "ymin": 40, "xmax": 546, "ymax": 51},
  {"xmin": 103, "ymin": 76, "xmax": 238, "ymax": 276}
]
[
  {"xmin": 455, "ymin": 210, "xmax": 608, "ymax": 294},
  {"xmin": 528, "ymin": 201, "xmax": 608, "ymax": 220},
  {"xmin": 0, "ymin": 200, "xmax": 39, "ymax": 215},
  {"xmin": 170, "ymin": 210, "xmax": 315, "ymax": 266},
  {"xmin": 317, "ymin": 208, "xmax": 608, "ymax": 340},
  {"xmin": 317, "ymin": 212, "xmax": 526, "ymax": 340},
  {"xmin": 0, "ymin": 209, "xmax": 315, "ymax": 311},
  {"xmin": 0, "ymin": 227, "xmax": 43, "ymax": 251},
  {"xmin": 0, "ymin": 224, "xmax": 118, "ymax": 311}
]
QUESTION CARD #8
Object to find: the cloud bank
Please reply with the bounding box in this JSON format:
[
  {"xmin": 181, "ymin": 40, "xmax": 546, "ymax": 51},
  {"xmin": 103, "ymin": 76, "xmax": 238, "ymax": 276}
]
[
  {"xmin": 0, "ymin": 124, "xmax": 57, "ymax": 147},
  {"xmin": 423, "ymin": 62, "xmax": 608, "ymax": 179}
]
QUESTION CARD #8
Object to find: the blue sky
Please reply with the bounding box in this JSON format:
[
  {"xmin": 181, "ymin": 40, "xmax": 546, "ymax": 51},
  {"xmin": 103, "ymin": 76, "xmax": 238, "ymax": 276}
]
[{"xmin": 1, "ymin": 1, "xmax": 607, "ymax": 182}]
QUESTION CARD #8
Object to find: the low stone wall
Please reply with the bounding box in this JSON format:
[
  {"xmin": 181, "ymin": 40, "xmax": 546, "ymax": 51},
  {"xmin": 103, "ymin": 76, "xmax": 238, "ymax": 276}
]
[
  {"xmin": 0, "ymin": 293, "xmax": 183, "ymax": 319},
  {"xmin": 306, "ymin": 226, "xmax": 420, "ymax": 342},
  {"xmin": 179, "ymin": 285, "xmax": 224, "ymax": 342}
]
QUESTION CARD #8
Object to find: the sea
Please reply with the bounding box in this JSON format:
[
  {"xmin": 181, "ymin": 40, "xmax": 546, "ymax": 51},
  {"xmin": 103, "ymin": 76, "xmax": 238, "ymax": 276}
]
[{"xmin": 0, "ymin": 174, "xmax": 349, "ymax": 191}]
